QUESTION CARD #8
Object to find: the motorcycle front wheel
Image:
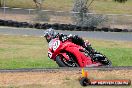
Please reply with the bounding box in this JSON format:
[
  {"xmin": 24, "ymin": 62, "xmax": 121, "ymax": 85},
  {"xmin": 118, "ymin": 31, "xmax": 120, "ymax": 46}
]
[{"xmin": 55, "ymin": 55, "xmax": 79, "ymax": 67}]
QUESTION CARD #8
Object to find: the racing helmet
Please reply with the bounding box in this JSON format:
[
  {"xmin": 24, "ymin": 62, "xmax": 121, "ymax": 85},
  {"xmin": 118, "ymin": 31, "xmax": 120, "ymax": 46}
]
[{"xmin": 44, "ymin": 28, "xmax": 56, "ymax": 43}]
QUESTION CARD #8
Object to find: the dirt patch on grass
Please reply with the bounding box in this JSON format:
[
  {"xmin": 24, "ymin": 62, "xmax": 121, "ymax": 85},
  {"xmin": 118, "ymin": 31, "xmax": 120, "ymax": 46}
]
[
  {"xmin": 0, "ymin": 13, "xmax": 72, "ymax": 24},
  {"xmin": 0, "ymin": 70, "xmax": 131, "ymax": 88}
]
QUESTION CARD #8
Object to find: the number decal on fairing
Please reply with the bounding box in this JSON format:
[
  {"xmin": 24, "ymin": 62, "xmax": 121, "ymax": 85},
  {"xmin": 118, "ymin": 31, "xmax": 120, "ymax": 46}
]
[
  {"xmin": 48, "ymin": 51, "xmax": 52, "ymax": 58},
  {"xmin": 53, "ymin": 40, "xmax": 60, "ymax": 51}
]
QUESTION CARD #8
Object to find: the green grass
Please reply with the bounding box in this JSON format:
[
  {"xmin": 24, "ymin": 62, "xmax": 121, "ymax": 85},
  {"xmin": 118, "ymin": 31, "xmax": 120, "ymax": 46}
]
[
  {"xmin": 4, "ymin": 0, "xmax": 132, "ymax": 14},
  {"xmin": 0, "ymin": 35, "xmax": 57, "ymax": 69},
  {"xmin": 0, "ymin": 35, "xmax": 132, "ymax": 69},
  {"xmin": 90, "ymin": 0, "xmax": 132, "ymax": 14}
]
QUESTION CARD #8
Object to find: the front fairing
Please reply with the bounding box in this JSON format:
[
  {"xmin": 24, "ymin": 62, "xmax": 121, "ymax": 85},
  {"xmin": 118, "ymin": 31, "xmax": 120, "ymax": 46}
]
[
  {"xmin": 48, "ymin": 38, "xmax": 62, "ymax": 51},
  {"xmin": 48, "ymin": 38, "xmax": 63, "ymax": 60},
  {"xmin": 48, "ymin": 38, "xmax": 76, "ymax": 60}
]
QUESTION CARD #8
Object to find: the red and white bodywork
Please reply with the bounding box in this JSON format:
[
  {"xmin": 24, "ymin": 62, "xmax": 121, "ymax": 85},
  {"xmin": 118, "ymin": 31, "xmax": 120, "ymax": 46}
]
[{"xmin": 47, "ymin": 38, "xmax": 101, "ymax": 67}]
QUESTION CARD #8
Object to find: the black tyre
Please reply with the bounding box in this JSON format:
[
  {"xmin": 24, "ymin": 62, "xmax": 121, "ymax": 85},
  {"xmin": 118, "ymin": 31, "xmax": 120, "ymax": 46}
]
[
  {"xmin": 99, "ymin": 56, "xmax": 112, "ymax": 67},
  {"xmin": 80, "ymin": 77, "xmax": 91, "ymax": 86},
  {"xmin": 56, "ymin": 56, "xmax": 67, "ymax": 67},
  {"xmin": 104, "ymin": 58, "xmax": 112, "ymax": 67},
  {"xmin": 56, "ymin": 55, "xmax": 79, "ymax": 67},
  {"xmin": 94, "ymin": 53, "xmax": 112, "ymax": 67}
]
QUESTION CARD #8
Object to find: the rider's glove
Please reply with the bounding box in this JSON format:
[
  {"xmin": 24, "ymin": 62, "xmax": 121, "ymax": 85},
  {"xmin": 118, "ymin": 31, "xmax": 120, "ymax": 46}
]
[
  {"xmin": 62, "ymin": 34, "xmax": 73, "ymax": 42},
  {"xmin": 67, "ymin": 34, "xmax": 73, "ymax": 38},
  {"xmin": 61, "ymin": 36, "xmax": 68, "ymax": 42}
]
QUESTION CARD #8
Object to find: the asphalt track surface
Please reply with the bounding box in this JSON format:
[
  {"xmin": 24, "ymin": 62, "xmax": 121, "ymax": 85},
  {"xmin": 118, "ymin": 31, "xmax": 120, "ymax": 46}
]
[
  {"xmin": 0, "ymin": 7, "xmax": 36, "ymax": 14},
  {"xmin": 0, "ymin": 27, "xmax": 132, "ymax": 41},
  {"xmin": 0, "ymin": 7, "xmax": 67, "ymax": 15}
]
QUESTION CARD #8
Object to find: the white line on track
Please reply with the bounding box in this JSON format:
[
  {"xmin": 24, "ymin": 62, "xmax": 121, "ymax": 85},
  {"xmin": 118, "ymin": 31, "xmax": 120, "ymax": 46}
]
[{"xmin": 22, "ymin": 35, "xmax": 29, "ymax": 37}]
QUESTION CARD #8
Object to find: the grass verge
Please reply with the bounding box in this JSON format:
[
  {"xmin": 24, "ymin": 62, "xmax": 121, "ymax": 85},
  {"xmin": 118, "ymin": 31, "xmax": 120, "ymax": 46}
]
[
  {"xmin": 0, "ymin": 35, "xmax": 132, "ymax": 69},
  {"xmin": 4, "ymin": 0, "xmax": 132, "ymax": 14}
]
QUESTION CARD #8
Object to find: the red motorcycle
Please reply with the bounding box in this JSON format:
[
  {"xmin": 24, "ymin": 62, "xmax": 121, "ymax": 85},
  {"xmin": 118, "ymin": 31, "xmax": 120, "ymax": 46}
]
[{"xmin": 47, "ymin": 38, "xmax": 112, "ymax": 67}]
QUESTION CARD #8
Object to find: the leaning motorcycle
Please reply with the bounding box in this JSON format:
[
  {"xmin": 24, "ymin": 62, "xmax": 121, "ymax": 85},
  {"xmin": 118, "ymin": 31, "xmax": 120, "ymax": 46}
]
[{"xmin": 47, "ymin": 37, "xmax": 112, "ymax": 67}]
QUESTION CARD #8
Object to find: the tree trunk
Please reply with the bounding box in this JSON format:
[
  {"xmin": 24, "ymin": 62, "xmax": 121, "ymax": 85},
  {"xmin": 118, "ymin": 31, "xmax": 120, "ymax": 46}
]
[
  {"xmin": 33, "ymin": 0, "xmax": 42, "ymax": 9},
  {"xmin": 0, "ymin": 0, "xmax": 2, "ymax": 7},
  {"xmin": 0, "ymin": 0, "xmax": 4, "ymax": 7}
]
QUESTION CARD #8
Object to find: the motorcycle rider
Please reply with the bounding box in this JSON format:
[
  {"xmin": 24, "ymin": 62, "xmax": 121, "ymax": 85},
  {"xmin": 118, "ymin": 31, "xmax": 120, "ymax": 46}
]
[
  {"xmin": 44, "ymin": 28, "xmax": 111, "ymax": 66},
  {"xmin": 44, "ymin": 28, "xmax": 111, "ymax": 65}
]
